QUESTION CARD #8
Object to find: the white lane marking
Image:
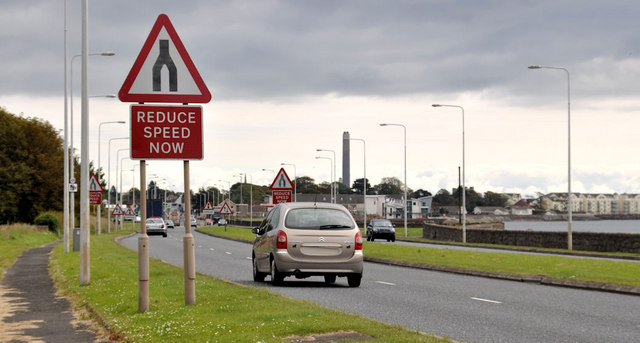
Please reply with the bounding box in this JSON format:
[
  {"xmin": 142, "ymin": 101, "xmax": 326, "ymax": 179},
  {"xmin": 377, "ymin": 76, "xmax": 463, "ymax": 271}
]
[
  {"xmin": 246, "ymin": 257, "xmax": 252, "ymax": 260},
  {"xmin": 375, "ymin": 281, "xmax": 396, "ymax": 286},
  {"xmin": 225, "ymin": 252, "xmax": 232, "ymax": 255},
  {"xmin": 209, "ymin": 248, "xmax": 215, "ymax": 251},
  {"xmin": 471, "ymin": 297, "xmax": 502, "ymax": 304},
  {"xmin": 197, "ymin": 245, "xmax": 203, "ymax": 248}
]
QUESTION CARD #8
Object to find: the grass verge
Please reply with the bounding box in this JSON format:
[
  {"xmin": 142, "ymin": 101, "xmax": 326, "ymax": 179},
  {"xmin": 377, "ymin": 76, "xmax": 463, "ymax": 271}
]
[
  {"xmin": 0, "ymin": 224, "xmax": 59, "ymax": 277},
  {"xmin": 50, "ymin": 229, "xmax": 450, "ymax": 342},
  {"xmin": 198, "ymin": 226, "xmax": 640, "ymax": 288}
]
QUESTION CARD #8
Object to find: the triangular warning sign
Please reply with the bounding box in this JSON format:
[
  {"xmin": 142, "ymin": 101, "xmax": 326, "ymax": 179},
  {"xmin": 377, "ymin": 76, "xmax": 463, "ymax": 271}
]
[
  {"xmin": 125, "ymin": 207, "xmax": 135, "ymax": 216},
  {"xmin": 88, "ymin": 173, "xmax": 104, "ymax": 192},
  {"xmin": 220, "ymin": 202, "xmax": 233, "ymax": 215},
  {"xmin": 118, "ymin": 14, "xmax": 211, "ymax": 104},
  {"xmin": 112, "ymin": 204, "xmax": 124, "ymax": 215},
  {"xmin": 203, "ymin": 201, "xmax": 214, "ymax": 210},
  {"xmin": 269, "ymin": 168, "xmax": 294, "ymax": 190}
]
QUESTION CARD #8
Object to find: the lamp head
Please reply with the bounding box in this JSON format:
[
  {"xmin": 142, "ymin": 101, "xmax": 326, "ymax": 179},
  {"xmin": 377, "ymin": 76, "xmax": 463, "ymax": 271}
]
[
  {"xmin": 117, "ymin": 121, "xmax": 126, "ymax": 124},
  {"xmin": 379, "ymin": 123, "xmax": 388, "ymax": 126},
  {"xmin": 101, "ymin": 51, "xmax": 116, "ymax": 56},
  {"xmin": 432, "ymin": 104, "xmax": 442, "ymax": 107},
  {"xmin": 528, "ymin": 65, "xmax": 541, "ymax": 69}
]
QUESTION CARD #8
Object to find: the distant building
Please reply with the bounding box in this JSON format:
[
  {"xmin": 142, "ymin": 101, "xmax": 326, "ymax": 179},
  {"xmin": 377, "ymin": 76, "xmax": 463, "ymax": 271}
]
[{"xmin": 540, "ymin": 192, "xmax": 640, "ymax": 215}]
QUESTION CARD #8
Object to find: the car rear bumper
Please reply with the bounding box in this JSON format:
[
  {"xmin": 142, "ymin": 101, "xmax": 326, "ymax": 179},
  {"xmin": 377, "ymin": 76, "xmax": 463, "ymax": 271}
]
[
  {"xmin": 370, "ymin": 231, "xmax": 395, "ymax": 238},
  {"xmin": 146, "ymin": 229, "xmax": 166, "ymax": 235},
  {"xmin": 273, "ymin": 250, "xmax": 363, "ymax": 275}
]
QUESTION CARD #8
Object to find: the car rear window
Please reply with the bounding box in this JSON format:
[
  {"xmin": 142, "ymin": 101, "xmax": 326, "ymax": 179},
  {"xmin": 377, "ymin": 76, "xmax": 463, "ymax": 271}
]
[
  {"xmin": 148, "ymin": 218, "xmax": 162, "ymax": 224},
  {"xmin": 285, "ymin": 208, "xmax": 354, "ymax": 230},
  {"xmin": 373, "ymin": 220, "xmax": 393, "ymax": 227}
]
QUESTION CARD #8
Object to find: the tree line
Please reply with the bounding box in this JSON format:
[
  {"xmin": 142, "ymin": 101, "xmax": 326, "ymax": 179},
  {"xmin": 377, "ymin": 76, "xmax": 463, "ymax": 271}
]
[{"xmin": 1, "ymin": 108, "xmax": 64, "ymax": 223}]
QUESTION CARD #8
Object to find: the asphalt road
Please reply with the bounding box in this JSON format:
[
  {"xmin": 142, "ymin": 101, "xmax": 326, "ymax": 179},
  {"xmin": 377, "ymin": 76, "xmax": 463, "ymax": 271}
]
[{"xmin": 121, "ymin": 227, "xmax": 640, "ymax": 343}]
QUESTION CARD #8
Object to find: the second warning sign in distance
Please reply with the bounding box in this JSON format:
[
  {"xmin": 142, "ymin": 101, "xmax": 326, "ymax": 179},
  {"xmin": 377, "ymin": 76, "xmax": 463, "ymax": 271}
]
[{"xmin": 130, "ymin": 104, "xmax": 203, "ymax": 160}]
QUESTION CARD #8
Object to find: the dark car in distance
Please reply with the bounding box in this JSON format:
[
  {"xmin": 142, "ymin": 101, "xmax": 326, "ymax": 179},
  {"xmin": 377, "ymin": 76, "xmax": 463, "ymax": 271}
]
[{"xmin": 366, "ymin": 219, "xmax": 395, "ymax": 242}]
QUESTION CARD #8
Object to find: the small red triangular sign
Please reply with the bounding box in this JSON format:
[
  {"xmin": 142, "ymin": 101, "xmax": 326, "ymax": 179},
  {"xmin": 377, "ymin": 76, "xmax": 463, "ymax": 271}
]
[
  {"xmin": 118, "ymin": 14, "xmax": 211, "ymax": 104},
  {"xmin": 270, "ymin": 168, "xmax": 294, "ymax": 190},
  {"xmin": 88, "ymin": 173, "xmax": 104, "ymax": 192},
  {"xmin": 203, "ymin": 201, "xmax": 214, "ymax": 210},
  {"xmin": 125, "ymin": 207, "xmax": 135, "ymax": 216},
  {"xmin": 112, "ymin": 204, "xmax": 124, "ymax": 215},
  {"xmin": 220, "ymin": 202, "xmax": 233, "ymax": 215}
]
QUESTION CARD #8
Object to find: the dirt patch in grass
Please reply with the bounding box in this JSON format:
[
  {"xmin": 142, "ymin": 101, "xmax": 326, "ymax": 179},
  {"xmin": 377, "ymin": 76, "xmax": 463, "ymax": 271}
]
[{"xmin": 283, "ymin": 330, "xmax": 375, "ymax": 342}]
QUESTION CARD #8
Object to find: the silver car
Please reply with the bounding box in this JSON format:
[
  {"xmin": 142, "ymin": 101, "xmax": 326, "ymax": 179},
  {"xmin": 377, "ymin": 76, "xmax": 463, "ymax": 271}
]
[
  {"xmin": 251, "ymin": 202, "xmax": 363, "ymax": 287},
  {"xmin": 145, "ymin": 217, "xmax": 167, "ymax": 237}
]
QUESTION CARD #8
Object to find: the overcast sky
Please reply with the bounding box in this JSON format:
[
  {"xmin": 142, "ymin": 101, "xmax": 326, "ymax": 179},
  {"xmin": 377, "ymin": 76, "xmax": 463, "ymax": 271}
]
[{"xmin": 2, "ymin": 0, "xmax": 640, "ymax": 197}]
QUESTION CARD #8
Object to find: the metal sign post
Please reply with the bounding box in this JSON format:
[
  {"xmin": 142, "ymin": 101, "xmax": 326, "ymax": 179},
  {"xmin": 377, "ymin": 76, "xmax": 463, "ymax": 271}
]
[
  {"xmin": 138, "ymin": 161, "xmax": 149, "ymax": 311},
  {"xmin": 183, "ymin": 161, "xmax": 195, "ymax": 305}
]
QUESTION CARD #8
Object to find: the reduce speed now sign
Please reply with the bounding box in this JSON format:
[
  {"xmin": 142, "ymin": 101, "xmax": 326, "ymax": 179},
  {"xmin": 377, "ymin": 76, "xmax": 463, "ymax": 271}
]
[{"xmin": 130, "ymin": 104, "xmax": 203, "ymax": 160}]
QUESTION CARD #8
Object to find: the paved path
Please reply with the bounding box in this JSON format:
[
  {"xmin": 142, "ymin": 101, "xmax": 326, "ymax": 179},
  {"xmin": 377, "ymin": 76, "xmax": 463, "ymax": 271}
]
[{"xmin": 0, "ymin": 243, "xmax": 100, "ymax": 342}]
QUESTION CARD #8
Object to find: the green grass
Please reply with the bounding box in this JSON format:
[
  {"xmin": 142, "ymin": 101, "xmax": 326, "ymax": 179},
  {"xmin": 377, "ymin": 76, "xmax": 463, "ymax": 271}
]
[
  {"xmin": 198, "ymin": 226, "xmax": 640, "ymax": 288},
  {"xmin": 0, "ymin": 224, "xmax": 59, "ymax": 277},
  {"xmin": 50, "ymin": 228, "xmax": 450, "ymax": 342},
  {"xmin": 198, "ymin": 225, "xmax": 255, "ymax": 241},
  {"xmin": 363, "ymin": 242, "xmax": 640, "ymax": 287}
]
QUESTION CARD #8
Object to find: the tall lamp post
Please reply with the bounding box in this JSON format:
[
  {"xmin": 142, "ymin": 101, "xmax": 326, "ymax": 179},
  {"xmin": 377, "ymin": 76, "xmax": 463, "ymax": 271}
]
[
  {"xmin": 528, "ymin": 65, "xmax": 573, "ymax": 250},
  {"xmin": 432, "ymin": 105, "xmax": 466, "ymax": 243},
  {"xmin": 315, "ymin": 156, "xmax": 333, "ymax": 203},
  {"xmin": 69, "ymin": 51, "xmax": 114, "ymax": 240},
  {"xmin": 280, "ymin": 163, "xmax": 297, "ymax": 202},
  {"xmin": 63, "ymin": 0, "xmax": 70, "ymax": 252},
  {"xmin": 116, "ymin": 148, "xmax": 129, "ymax": 231},
  {"xmin": 97, "ymin": 121, "xmax": 125, "ymax": 235},
  {"xmin": 349, "ymin": 138, "xmax": 367, "ymax": 229},
  {"xmin": 218, "ymin": 179, "xmax": 231, "ymax": 201},
  {"xmin": 316, "ymin": 149, "xmax": 336, "ymax": 203},
  {"xmin": 107, "ymin": 137, "xmax": 128, "ymax": 233},
  {"xmin": 240, "ymin": 173, "xmax": 253, "ymax": 225},
  {"xmin": 379, "ymin": 123, "xmax": 407, "ymax": 237}
]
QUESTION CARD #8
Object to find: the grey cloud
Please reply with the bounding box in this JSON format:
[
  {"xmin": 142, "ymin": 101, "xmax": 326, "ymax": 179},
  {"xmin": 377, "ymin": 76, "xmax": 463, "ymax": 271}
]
[{"xmin": 3, "ymin": 0, "xmax": 640, "ymax": 102}]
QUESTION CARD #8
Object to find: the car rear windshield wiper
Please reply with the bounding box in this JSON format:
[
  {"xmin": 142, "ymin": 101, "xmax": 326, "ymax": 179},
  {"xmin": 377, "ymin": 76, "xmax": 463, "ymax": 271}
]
[{"xmin": 319, "ymin": 224, "xmax": 352, "ymax": 229}]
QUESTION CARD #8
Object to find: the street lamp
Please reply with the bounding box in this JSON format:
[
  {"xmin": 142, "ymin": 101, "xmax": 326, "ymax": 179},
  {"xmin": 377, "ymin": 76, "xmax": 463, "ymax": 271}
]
[
  {"xmin": 68, "ymin": 51, "xmax": 114, "ymax": 240},
  {"xmin": 432, "ymin": 105, "xmax": 467, "ymax": 243},
  {"xmin": 218, "ymin": 179, "xmax": 231, "ymax": 201},
  {"xmin": 349, "ymin": 138, "xmax": 367, "ymax": 229},
  {"xmin": 379, "ymin": 123, "xmax": 408, "ymax": 237},
  {"xmin": 234, "ymin": 174, "xmax": 244, "ymax": 207},
  {"xmin": 528, "ymin": 64, "xmax": 573, "ymax": 250},
  {"xmin": 97, "ymin": 121, "xmax": 125, "ymax": 235},
  {"xmin": 116, "ymin": 148, "xmax": 129, "ymax": 231},
  {"xmin": 280, "ymin": 163, "xmax": 297, "ymax": 202},
  {"xmin": 315, "ymin": 156, "xmax": 333, "ymax": 203},
  {"xmin": 107, "ymin": 137, "xmax": 128, "ymax": 233},
  {"xmin": 240, "ymin": 173, "xmax": 253, "ymax": 225},
  {"xmin": 316, "ymin": 149, "xmax": 336, "ymax": 203}
]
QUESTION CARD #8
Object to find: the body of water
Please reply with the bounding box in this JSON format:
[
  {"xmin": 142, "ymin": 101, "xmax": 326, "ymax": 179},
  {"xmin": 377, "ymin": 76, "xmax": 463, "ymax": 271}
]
[{"xmin": 504, "ymin": 220, "xmax": 640, "ymax": 234}]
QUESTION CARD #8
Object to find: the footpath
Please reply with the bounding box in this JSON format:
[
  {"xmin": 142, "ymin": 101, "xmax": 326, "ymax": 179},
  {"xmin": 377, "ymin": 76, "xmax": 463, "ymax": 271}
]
[{"xmin": 0, "ymin": 242, "xmax": 103, "ymax": 342}]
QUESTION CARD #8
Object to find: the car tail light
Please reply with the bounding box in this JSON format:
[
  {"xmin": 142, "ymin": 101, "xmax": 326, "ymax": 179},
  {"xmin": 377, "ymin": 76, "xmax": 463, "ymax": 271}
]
[
  {"xmin": 355, "ymin": 231, "xmax": 363, "ymax": 250},
  {"xmin": 276, "ymin": 230, "xmax": 287, "ymax": 249}
]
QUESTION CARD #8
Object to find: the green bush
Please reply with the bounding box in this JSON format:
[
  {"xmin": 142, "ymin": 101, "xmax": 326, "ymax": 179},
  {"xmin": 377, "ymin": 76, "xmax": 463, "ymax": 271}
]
[{"xmin": 34, "ymin": 213, "xmax": 59, "ymax": 232}]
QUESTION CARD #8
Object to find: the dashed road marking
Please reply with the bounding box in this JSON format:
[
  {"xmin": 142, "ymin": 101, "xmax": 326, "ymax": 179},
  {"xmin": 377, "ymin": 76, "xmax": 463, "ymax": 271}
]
[
  {"xmin": 225, "ymin": 252, "xmax": 232, "ymax": 255},
  {"xmin": 375, "ymin": 281, "xmax": 396, "ymax": 286},
  {"xmin": 471, "ymin": 297, "xmax": 502, "ymax": 304}
]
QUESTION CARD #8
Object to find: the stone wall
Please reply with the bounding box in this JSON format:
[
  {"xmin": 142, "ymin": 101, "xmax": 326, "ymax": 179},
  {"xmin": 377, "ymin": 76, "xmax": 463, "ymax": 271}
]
[{"xmin": 423, "ymin": 223, "xmax": 640, "ymax": 253}]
